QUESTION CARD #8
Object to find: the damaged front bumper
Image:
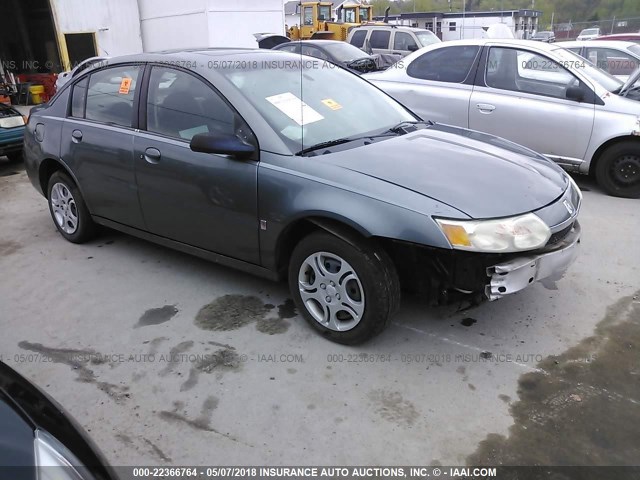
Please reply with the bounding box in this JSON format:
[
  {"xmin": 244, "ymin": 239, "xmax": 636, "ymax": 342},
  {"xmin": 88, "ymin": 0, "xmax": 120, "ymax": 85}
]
[{"xmin": 485, "ymin": 221, "xmax": 581, "ymax": 300}]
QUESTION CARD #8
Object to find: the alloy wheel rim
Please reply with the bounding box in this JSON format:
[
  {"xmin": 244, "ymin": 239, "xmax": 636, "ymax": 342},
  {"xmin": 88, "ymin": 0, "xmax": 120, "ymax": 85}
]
[
  {"xmin": 611, "ymin": 155, "xmax": 640, "ymax": 188},
  {"xmin": 50, "ymin": 183, "xmax": 78, "ymax": 234},
  {"xmin": 298, "ymin": 251, "xmax": 365, "ymax": 332}
]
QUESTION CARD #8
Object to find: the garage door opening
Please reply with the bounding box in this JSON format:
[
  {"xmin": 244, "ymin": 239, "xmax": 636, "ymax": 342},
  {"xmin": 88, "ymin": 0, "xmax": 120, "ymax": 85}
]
[
  {"xmin": 65, "ymin": 33, "xmax": 97, "ymax": 67},
  {"xmin": 0, "ymin": 0, "xmax": 61, "ymax": 74}
]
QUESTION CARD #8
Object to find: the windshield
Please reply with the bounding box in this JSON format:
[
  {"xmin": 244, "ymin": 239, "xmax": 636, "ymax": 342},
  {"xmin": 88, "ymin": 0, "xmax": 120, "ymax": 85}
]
[
  {"xmin": 581, "ymin": 28, "xmax": 599, "ymax": 35},
  {"xmin": 323, "ymin": 42, "xmax": 369, "ymax": 62},
  {"xmin": 553, "ymin": 47, "xmax": 624, "ymax": 92},
  {"xmin": 319, "ymin": 5, "xmax": 331, "ymax": 21},
  {"xmin": 222, "ymin": 61, "xmax": 415, "ymax": 153},
  {"xmin": 629, "ymin": 44, "xmax": 640, "ymax": 57},
  {"xmin": 534, "ymin": 32, "xmax": 551, "ymax": 38},
  {"xmin": 416, "ymin": 30, "xmax": 440, "ymax": 47}
]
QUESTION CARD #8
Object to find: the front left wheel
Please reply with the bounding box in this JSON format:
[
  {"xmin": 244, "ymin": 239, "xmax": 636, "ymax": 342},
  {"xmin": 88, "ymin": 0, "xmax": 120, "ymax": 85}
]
[
  {"xmin": 595, "ymin": 141, "xmax": 640, "ymax": 198},
  {"xmin": 288, "ymin": 231, "xmax": 400, "ymax": 345},
  {"xmin": 47, "ymin": 171, "xmax": 97, "ymax": 243}
]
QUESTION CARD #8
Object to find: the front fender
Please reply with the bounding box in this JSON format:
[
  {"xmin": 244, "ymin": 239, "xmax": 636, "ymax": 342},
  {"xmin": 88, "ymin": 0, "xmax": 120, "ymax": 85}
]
[{"xmin": 257, "ymin": 153, "xmax": 461, "ymax": 270}]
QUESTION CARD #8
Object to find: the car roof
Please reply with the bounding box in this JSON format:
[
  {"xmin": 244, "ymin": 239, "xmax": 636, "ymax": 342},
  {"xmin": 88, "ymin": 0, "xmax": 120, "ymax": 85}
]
[
  {"xmin": 104, "ymin": 48, "xmax": 299, "ymax": 65},
  {"xmin": 282, "ymin": 40, "xmax": 345, "ymax": 46},
  {"xmin": 425, "ymin": 38, "xmax": 559, "ymax": 50},
  {"xmin": 598, "ymin": 33, "xmax": 640, "ymax": 39},
  {"xmin": 354, "ymin": 24, "xmax": 429, "ymax": 31},
  {"xmin": 559, "ymin": 40, "xmax": 639, "ymax": 49}
]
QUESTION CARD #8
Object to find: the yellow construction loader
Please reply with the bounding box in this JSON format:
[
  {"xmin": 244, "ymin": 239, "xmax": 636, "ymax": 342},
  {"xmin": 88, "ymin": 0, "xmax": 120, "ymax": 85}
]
[{"xmin": 288, "ymin": 2, "xmax": 381, "ymax": 42}]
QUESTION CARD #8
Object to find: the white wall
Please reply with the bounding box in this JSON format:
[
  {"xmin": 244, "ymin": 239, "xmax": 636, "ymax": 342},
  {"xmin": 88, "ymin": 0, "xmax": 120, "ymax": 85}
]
[
  {"xmin": 51, "ymin": 0, "xmax": 143, "ymax": 57},
  {"xmin": 441, "ymin": 16, "xmax": 515, "ymax": 41},
  {"xmin": 207, "ymin": 0, "xmax": 284, "ymax": 47},
  {"xmin": 285, "ymin": 12, "xmax": 299, "ymax": 28},
  {"xmin": 138, "ymin": 0, "xmax": 285, "ymax": 51}
]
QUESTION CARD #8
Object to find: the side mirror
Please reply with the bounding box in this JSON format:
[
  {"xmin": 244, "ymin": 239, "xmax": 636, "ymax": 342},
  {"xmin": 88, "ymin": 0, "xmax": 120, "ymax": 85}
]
[
  {"xmin": 566, "ymin": 86, "xmax": 585, "ymax": 102},
  {"xmin": 408, "ymin": 44, "xmax": 419, "ymax": 52},
  {"xmin": 190, "ymin": 133, "xmax": 255, "ymax": 159}
]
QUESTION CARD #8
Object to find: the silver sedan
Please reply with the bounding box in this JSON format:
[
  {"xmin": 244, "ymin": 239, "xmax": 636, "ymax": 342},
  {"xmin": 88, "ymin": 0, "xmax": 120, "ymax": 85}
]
[{"xmin": 366, "ymin": 39, "xmax": 640, "ymax": 198}]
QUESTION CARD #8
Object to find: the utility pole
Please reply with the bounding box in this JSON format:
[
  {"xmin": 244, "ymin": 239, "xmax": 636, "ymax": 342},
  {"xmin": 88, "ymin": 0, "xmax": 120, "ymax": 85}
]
[
  {"xmin": 611, "ymin": 15, "xmax": 615, "ymax": 34},
  {"xmin": 461, "ymin": 0, "xmax": 465, "ymax": 39},
  {"xmin": 550, "ymin": 11, "xmax": 554, "ymax": 31}
]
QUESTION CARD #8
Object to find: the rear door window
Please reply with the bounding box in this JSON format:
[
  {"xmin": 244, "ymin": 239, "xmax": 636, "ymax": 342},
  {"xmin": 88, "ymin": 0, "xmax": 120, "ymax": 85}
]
[
  {"xmin": 393, "ymin": 32, "xmax": 418, "ymax": 51},
  {"xmin": 407, "ymin": 45, "xmax": 479, "ymax": 83},
  {"xmin": 350, "ymin": 29, "xmax": 367, "ymax": 48},
  {"xmin": 85, "ymin": 65, "xmax": 141, "ymax": 127},
  {"xmin": 370, "ymin": 30, "xmax": 391, "ymax": 49}
]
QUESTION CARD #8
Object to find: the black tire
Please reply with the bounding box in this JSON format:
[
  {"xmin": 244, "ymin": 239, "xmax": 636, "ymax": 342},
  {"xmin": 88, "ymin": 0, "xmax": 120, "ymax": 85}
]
[
  {"xmin": 6, "ymin": 151, "xmax": 22, "ymax": 163},
  {"xmin": 288, "ymin": 231, "xmax": 400, "ymax": 345},
  {"xmin": 47, "ymin": 171, "xmax": 97, "ymax": 243},
  {"xmin": 595, "ymin": 141, "xmax": 640, "ymax": 198}
]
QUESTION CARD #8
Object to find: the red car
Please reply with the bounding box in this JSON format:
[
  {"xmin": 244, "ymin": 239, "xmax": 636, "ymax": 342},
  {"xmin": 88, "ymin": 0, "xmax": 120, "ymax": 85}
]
[{"xmin": 597, "ymin": 33, "xmax": 640, "ymax": 44}]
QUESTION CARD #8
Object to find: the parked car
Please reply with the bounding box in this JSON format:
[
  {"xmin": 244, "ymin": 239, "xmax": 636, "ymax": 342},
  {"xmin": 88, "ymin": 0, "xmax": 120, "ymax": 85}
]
[
  {"xmin": 273, "ymin": 40, "xmax": 380, "ymax": 73},
  {"xmin": 597, "ymin": 33, "xmax": 640, "ymax": 44},
  {"xmin": 531, "ymin": 31, "xmax": 555, "ymax": 42},
  {"xmin": 347, "ymin": 25, "xmax": 440, "ymax": 59},
  {"xmin": 577, "ymin": 27, "xmax": 601, "ymax": 41},
  {"xmin": 0, "ymin": 103, "xmax": 26, "ymax": 162},
  {"xmin": 55, "ymin": 56, "xmax": 108, "ymax": 91},
  {"xmin": 26, "ymin": 49, "xmax": 581, "ymax": 344},
  {"xmin": 560, "ymin": 40, "xmax": 640, "ymax": 81},
  {"xmin": 366, "ymin": 39, "xmax": 640, "ymax": 198},
  {"xmin": 0, "ymin": 361, "xmax": 115, "ymax": 479}
]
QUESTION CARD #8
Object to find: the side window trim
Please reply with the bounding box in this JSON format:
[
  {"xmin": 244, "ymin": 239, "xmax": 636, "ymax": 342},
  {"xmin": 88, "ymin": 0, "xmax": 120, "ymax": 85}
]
[
  {"xmin": 480, "ymin": 46, "xmax": 598, "ymax": 104},
  {"xmin": 140, "ymin": 63, "xmax": 258, "ymax": 149},
  {"xmin": 68, "ymin": 76, "xmax": 88, "ymax": 119},
  {"xmin": 407, "ymin": 45, "xmax": 481, "ymax": 84},
  {"xmin": 75, "ymin": 63, "xmax": 143, "ymax": 130}
]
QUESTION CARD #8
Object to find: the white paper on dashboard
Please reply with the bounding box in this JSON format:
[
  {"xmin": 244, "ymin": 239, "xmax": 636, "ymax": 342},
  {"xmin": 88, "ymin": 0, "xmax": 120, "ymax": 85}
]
[{"xmin": 266, "ymin": 92, "xmax": 324, "ymax": 126}]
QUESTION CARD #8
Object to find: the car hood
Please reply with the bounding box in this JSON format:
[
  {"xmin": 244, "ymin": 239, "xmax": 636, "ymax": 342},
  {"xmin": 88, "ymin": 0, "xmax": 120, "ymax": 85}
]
[{"xmin": 318, "ymin": 124, "xmax": 568, "ymax": 219}]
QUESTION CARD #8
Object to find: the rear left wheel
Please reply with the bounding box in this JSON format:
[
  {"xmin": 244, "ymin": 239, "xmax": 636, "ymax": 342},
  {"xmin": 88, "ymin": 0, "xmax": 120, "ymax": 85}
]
[{"xmin": 47, "ymin": 171, "xmax": 97, "ymax": 243}]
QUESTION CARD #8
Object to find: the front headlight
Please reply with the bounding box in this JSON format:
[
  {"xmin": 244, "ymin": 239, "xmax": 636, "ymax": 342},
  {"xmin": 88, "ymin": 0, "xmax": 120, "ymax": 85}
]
[{"xmin": 435, "ymin": 213, "xmax": 551, "ymax": 253}]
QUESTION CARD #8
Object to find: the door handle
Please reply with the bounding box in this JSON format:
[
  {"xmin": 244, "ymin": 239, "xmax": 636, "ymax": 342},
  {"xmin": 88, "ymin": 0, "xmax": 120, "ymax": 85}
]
[
  {"xmin": 71, "ymin": 130, "xmax": 83, "ymax": 143},
  {"xmin": 142, "ymin": 147, "xmax": 161, "ymax": 164},
  {"xmin": 476, "ymin": 103, "xmax": 496, "ymax": 114}
]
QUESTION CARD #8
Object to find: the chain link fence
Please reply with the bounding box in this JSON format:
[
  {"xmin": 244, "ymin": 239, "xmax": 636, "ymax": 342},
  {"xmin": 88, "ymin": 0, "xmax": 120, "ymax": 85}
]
[{"xmin": 551, "ymin": 17, "xmax": 640, "ymax": 40}]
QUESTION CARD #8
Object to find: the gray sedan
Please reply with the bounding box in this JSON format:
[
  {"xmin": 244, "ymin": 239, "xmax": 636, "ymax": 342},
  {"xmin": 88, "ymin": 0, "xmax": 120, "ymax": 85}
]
[
  {"xmin": 24, "ymin": 49, "xmax": 581, "ymax": 344},
  {"xmin": 366, "ymin": 39, "xmax": 640, "ymax": 198}
]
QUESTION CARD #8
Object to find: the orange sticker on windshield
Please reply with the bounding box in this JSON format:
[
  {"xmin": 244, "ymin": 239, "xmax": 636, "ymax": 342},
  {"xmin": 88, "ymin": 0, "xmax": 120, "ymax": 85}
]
[
  {"xmin": 118, "ymin": 78, "xmax": 132, "ymax": 95},
  {"xmin": 322, "ymin": 98, "xmax": 342, "ymax": 110}
]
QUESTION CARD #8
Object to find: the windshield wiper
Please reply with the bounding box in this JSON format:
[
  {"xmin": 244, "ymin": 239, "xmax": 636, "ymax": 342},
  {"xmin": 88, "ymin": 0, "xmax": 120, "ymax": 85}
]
[
  {"xmin": 295, "ymin": 132, "xmax": 397, "ymax": 156},
  {"xmin": 386, "ymin": 120, "xmax": 434, "ymax": 133},
  {"xmin": 295, "ymin": 121, "xmax": 434, "ymax": 156}
]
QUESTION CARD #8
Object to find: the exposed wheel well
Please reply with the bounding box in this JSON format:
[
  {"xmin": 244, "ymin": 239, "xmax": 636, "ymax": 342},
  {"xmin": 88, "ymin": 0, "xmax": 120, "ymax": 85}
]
[
  {"xmin": 39, "ymin": 158, "xmax": 72, "ymax": 198},
  {"xmin": 589, "ymin": 136, "xmax": 640, "ymax": 176},
  {"xmin": 274, "ymin": 217, "xmax": 371, "ymax": 278}
]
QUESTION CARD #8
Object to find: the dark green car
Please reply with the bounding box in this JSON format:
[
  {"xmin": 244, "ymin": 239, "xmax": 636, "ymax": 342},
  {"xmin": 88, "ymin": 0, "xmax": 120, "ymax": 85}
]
[{"xmin": 24, "ymin": 49, "xmax": 581, "ymax": 344}]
